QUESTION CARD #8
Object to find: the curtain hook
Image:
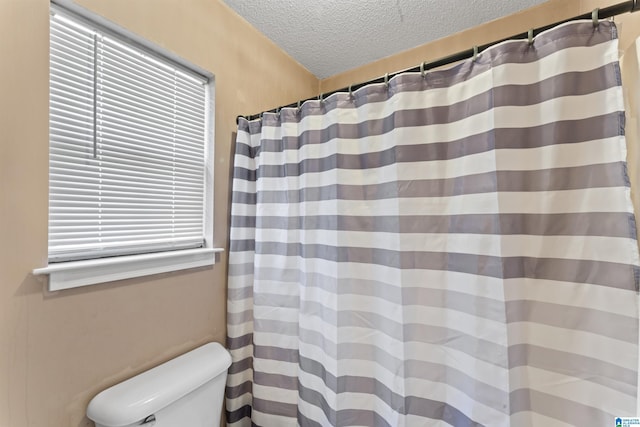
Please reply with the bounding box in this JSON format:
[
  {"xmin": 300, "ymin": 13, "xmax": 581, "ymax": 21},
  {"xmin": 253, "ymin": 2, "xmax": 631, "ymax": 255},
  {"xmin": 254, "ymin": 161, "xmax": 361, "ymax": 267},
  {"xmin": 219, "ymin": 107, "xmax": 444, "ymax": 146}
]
[
  {"xmin": 592, "ymin": 8, "xmax": 599, "ymax": 27},
  {"xmin": 384, "ymin": 73, "xmax": 389, "ymax": 88},
  {"xmin": 348, "ymin": 84, "xmax": 353, "ymax": 99},
  {"xmin": 296, "ymin": 100, "xmax": 301, "ymax": 115},
  {"xmin": 472, "ymin": 45, "xmax": 479, "ymax": 62},
  {"xmin": 318, "ymin": 92, "xmax": 323, "ymax": 103},
  {"xmin": 420, "ymin": 61, "xmax": 426, "ymax": 78},
  {"xmin": 528, "ymin": 28, "xmax": 534, "ymax": 45}
]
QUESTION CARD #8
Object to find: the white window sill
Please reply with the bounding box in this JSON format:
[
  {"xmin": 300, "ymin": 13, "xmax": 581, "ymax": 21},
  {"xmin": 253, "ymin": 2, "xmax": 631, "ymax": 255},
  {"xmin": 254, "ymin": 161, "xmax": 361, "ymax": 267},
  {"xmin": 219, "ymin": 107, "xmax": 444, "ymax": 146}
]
[{"xmin": 33, "ymin": 247, "xmax": 224, "ymax": 291}]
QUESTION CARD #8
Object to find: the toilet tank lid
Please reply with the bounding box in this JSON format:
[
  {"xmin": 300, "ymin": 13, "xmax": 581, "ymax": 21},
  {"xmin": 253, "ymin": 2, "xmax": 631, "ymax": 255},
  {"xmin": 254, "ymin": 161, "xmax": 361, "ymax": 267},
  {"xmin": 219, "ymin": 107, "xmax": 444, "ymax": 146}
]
[{"xmin": 87, "ymin": 342, "xmax": 231, "ymax": 427}]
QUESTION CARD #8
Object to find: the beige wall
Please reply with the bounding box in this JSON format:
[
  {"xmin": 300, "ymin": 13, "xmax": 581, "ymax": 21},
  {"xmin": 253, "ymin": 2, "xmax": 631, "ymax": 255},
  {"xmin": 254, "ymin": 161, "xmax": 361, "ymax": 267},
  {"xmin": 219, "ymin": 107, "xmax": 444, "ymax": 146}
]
[
  {"xmin": 0, "ymin": 1, "xmax": 318, "ymax": 426},
  {"xmin": 2, "ymin": 0, "xmax": 640, "ymax": 426}
]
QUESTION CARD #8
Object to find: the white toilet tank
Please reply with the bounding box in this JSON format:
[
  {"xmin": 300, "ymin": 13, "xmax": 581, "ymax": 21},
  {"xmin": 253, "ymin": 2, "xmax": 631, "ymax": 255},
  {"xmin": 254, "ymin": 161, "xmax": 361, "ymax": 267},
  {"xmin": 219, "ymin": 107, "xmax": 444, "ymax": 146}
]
[{"xmin": 87, "ymin": 342, "xmax": 231, "ymax": 427}]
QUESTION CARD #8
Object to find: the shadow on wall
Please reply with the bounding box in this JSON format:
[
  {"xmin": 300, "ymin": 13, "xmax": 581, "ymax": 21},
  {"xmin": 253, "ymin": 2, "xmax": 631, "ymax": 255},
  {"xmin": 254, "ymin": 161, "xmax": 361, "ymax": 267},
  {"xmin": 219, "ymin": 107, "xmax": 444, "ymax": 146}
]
[
  {"xmin": 15, "ymin": 275, "xmax": 44, "ymax": 298},
  {"xmin": 76, "ymin": 416, "xmax": 93, "ymax": 427},
  {"xmin": 226, "ymin": 131, "xmax": 238, "ymax": 253}
]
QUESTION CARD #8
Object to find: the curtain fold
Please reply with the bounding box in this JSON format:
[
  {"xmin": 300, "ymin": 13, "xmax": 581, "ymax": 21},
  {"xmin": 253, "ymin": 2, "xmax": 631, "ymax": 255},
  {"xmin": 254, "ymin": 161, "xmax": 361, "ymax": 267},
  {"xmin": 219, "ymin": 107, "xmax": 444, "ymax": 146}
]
[{"xmin": 226, "ymin": 20, "xmax": 640, "ymax": 427}]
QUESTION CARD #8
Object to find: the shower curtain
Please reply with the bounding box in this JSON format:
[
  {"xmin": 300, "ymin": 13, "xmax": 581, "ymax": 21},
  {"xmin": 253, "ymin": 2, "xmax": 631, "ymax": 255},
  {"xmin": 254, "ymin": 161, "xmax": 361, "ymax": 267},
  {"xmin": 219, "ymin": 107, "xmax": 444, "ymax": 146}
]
[{"xmin": 226, "ymin": 20, "xmax": 640, "ymax": 427}]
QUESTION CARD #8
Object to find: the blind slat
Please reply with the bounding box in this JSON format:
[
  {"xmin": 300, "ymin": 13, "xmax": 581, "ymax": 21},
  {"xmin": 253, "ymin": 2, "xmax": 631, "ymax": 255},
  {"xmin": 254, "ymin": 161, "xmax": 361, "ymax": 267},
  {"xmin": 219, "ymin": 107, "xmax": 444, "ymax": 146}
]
[
  {"xmin": 50, "ymin": 228, "xmax": 204, "ymax": 238},
  {"xmin": 51, "ymin": 148, "xmax": 204, "ymax": 173},
  {"xmin": 51, "ymin": 221, "xmax": 201, "ymax": 230},
  {"xmin": 98, "ymin": 67, "xmax": 205, "ymax": 115},
  {"xmin": 99, "ymin": 37, "xmax": 205, "ymax": 93},
  {"xmin": 98, "ymin": 107, "xmax": 205, "ymax": 144},
  {"xmin": 98, "ymin": 91, "xmax": 205, "ymax": 130},
  {"xmin": 50, "ymin": 160, "xmax": 204, "ymax": 184},
  {"xmin": 50, "ymin": 179, "xmax": 203, "ymax": 195}
]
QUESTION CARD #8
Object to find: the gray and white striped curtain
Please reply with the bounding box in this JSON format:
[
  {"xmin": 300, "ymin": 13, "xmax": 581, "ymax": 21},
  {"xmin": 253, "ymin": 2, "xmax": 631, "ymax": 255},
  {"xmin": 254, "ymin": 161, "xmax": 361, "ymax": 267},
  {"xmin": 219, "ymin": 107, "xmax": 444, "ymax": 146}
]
[{"xmin": 227, "ymin": 20, "xmax": 640, "ymax": 427}]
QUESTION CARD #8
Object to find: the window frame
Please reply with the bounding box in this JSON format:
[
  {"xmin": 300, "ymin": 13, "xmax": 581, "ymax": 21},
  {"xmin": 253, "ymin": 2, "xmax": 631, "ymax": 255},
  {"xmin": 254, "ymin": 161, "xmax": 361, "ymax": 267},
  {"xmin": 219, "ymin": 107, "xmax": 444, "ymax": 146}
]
[{"xmin": 34, "ymin": 0, "xmax": 221, "ymax": 291}]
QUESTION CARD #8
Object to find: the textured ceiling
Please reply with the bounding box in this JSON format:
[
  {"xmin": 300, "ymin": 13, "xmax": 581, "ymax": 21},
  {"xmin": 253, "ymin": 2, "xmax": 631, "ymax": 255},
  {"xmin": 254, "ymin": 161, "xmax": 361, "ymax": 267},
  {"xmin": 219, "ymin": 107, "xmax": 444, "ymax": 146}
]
[{"xmin": 222, "ymin": 0, "xmax": 549, "ymax": 79}]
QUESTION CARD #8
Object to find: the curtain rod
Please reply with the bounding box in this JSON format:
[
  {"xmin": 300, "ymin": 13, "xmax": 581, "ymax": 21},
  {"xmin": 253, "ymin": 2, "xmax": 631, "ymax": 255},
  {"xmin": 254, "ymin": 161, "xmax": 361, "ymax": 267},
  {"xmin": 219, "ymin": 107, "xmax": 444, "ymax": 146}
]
[{"xmin": 237, "ymin": 0, "xmax": 639, "ymax": 124}]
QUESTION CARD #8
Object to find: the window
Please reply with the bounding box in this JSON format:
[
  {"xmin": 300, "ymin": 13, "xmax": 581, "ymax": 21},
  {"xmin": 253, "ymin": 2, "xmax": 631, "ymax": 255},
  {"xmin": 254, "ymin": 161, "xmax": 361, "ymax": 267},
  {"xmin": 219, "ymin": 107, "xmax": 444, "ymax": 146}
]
[{"xmin": 34, "ymin": 3, "xmax": 220, "ymax": 291}]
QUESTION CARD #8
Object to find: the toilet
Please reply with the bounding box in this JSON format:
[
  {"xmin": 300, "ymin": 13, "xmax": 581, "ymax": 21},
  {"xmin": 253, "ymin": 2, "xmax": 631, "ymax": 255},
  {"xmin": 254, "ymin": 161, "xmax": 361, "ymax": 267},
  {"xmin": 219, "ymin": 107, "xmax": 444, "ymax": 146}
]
[{"xmin": 87, "ymin": 342, "xmax": 231, "ymax": 427}]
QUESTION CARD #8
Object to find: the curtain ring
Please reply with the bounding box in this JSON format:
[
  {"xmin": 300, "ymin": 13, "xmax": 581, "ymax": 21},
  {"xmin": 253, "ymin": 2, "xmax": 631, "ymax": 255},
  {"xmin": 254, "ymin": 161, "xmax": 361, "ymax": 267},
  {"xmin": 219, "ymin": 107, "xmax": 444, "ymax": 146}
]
[
  {"xmin": 276, "ymin": 107, "xmax": 281, "ymax": 118},
  {"xmin": 259, "ymin": 112, "xmax": 264, "ymax": 121},
  {"xmin": 592, "ymin": 8, "xmax": 599, "ymax": 27},
  {"xmin": 528, "ymin": 28, "xmax": 534, "ymax": 45},
  {"xmin": 472, "ymin": 45, "xmax": 479, "ymax": 62},
  {"xmin": 420, "ymin": 61, "xmax": 426, "ymax": 78}
]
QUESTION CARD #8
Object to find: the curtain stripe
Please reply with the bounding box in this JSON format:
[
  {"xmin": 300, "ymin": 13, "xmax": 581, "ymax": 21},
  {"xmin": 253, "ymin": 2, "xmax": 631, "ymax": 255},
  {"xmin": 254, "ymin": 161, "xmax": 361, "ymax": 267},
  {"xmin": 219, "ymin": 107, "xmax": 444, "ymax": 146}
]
[
  {"xmin": 230, "ymin": 242, "xmax": 634, "ymax": 289},
  {"xmin": 230, "ymin": 212, "xmax": 637, "ymax": 237},
  {"xmin": 228, "ymin": 268, "xmax": 640, "ymax": 319},
  {"xmin": 227, "ymin": 188, "xmax": 634, "ymax": 216},
  {"xmin": 227, "ymin": 20, "xmax": 639, "ymax": 427},
  {"xmin": 236, "ymin": 114, "xmax": 622, "ymax": 160},
  {"xmin": 233, "ymin": 137, "xmax": 625, "ymax": 179}
]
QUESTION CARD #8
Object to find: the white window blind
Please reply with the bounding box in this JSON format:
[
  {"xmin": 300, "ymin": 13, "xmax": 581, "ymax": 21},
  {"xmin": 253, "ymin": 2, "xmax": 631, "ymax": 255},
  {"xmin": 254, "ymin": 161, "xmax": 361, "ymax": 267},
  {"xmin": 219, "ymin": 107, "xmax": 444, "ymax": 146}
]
[{"xmin": 49, "ymin": 10, "xmax": 208, "ymax": 262}]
